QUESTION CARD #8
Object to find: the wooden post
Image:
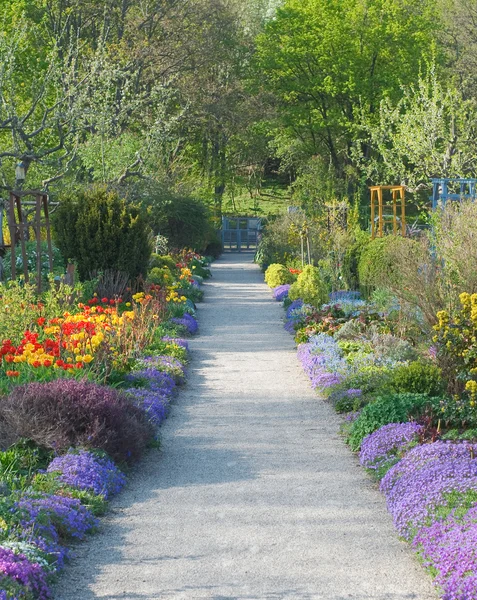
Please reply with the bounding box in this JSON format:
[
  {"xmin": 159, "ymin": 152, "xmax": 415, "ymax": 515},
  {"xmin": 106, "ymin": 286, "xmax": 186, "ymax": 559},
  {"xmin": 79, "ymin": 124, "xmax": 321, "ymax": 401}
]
[
  {"xmin": 35, "ymin": 194, "xmax": 42, "ymax": 293},
  {"xmin": 401, "ymin": 187, "xmax": 406, "ymax": 236},
  {"xmin": 14, "ymin": 195, "xmax": 29, "ymax": 283},
  {"xmin": 371, "ymin": 189, "xmax": 376, "ymax": 239},
  {"xmin": 392, "ymin": 189, "xmax": 398, "ymax": 235},
  {"xmin": 42, "ymin": 194, "xmax": 54, "ymax": 273},
  {"xmin": 378, "ymin": 187, "xmax": 383, "ymax": 237},
  {"xmin": 8, "ymin": 193, "xmax": 16, "ymax": 279}
]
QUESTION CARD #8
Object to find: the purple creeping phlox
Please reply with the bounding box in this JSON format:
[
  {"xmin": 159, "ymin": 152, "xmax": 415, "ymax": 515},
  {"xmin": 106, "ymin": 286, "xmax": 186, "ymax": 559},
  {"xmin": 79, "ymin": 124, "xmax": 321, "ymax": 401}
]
[
  {"xmin": 380, "ymin": 442, "xmax": 477, "ymax": 539},
  {"xmin": 126, "ymin": 366, "xmax": 176, "ymax": 427},
  {"xmin": 413, "ymin": 506, "xmax": 477, "ymax": 600},
  {"xmin": 14, "ymin": 493, "xmax": 98, "ymax": 543},
  {"xmin": 142, "ymin": 356, "xmax": 185, "ymax": 384},
  {"xmin": 46, "ymin": 450, "xmax": 126, "ymax": 499},
  {"xmin": 273, "ymin": 284, "xmax": 291, "ymax": 302},
  {"xmin": 284, "ymin": 301, "xmax": 312, "ymax": 334},
  {"xmin": 0, "ymin": 546, "xmax": 50, "ymax": 600},
  {"xmin": 170, "ymin": 313, "xmax": 198, "ymax": 334},
  {"xmin": 360, "ymin": 422, "xmax": 423, "ymax": 472}
]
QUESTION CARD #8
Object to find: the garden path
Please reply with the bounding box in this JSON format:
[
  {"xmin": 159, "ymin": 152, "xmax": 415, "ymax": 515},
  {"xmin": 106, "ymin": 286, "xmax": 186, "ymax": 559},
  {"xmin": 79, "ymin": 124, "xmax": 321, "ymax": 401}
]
[{"xmin": 54, "ymin": 253, "xmax": 437, "ymax": 600}]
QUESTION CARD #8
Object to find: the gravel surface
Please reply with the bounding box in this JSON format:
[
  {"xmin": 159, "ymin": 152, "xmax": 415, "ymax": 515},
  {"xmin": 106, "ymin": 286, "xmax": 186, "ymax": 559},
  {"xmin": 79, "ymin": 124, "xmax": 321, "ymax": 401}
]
[{"xmin": 54, "ymin": 253, "xmax": 437, "ymax": 600}]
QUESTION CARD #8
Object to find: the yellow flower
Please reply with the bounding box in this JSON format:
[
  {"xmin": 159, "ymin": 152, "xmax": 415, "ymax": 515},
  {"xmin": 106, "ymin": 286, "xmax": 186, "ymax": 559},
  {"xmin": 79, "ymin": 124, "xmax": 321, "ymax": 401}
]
[{"xmin": 82, "ymin": 354, "xmax": 94, "ymax": 363}]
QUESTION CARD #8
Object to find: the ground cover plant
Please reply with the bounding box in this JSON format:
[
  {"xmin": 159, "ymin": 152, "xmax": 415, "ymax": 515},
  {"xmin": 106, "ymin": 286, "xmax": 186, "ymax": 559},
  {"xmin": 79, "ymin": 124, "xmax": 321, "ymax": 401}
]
[{"xmin": 0, "ymin": 249, "xmax": 209, "ymax": 598}]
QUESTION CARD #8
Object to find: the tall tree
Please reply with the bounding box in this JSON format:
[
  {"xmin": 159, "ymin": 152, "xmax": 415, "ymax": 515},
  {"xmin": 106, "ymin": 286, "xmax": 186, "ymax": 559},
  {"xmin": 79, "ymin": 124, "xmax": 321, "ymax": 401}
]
[{"xmin": 254, "ymin": 0, "xmax": 442, "ymax": 182}]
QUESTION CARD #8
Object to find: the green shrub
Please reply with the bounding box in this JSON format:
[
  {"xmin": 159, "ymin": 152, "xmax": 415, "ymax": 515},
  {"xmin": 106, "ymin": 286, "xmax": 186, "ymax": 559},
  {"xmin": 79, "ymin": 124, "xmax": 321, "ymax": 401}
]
[
  {"xmin": 347, "ymin": 393, "xmax": 434, "ymax": 451},
  {"xmin": 150, "ymin": 254, "xmax": 178, "ymax": 272},
  {"xmin": 390, "ymin": 361, "xmax": 445, "ymax": 396},
  {"xmin": 147, "ymin": 266, "xmax": 174, "ymax": 287},
  {"xmin": 288, "ymin": 265, "xmax": 328, "ymax": 307},
  {"xmin": 264, "ymin": 263, "xmax": 293, "ymax": 287},
  {"xmin": 53, "ymin": 186, "xmax": 153, "ymax": 281},
  {"xmin": 153, "ymin": 196, "xmax": 214, "ymax": 251},
  {"xmin": 357, "ymin": 235, "xmax": 402, "ymax": 292}
]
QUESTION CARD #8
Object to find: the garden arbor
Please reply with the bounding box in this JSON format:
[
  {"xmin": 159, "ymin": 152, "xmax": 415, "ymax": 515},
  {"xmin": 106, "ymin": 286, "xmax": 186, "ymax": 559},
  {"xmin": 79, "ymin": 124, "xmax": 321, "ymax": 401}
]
[
  {"xmin": 431, "ymin": 178, "xmax": 477, "ymax": 209},
  {"xmin": 5, "ymin": 190, "xmax": 55, "ymax": 291},
  {"xmin": 370, "ymin": 185, "xmax": 406, "ymax": 238}
]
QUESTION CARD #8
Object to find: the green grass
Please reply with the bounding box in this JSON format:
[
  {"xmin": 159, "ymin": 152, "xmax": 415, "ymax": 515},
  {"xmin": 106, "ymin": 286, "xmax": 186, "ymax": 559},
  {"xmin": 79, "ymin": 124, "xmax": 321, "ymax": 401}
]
[{"xmin": 222, "ymin": 180, "xmax": 291, "ymax": 217}]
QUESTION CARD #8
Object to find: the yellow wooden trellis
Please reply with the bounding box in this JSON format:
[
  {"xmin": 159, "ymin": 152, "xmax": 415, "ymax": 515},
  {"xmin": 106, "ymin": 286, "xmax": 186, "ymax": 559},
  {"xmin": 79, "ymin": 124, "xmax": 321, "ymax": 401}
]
[{"xmin": 369, "ymin": 185, "xmax": 406, "ymax": 238}]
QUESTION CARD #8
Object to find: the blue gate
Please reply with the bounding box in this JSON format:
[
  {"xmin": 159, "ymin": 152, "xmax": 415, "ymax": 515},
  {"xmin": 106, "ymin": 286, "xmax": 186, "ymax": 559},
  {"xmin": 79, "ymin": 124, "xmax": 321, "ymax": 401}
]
[{"xmin": 221, "ymin": 217, "xmax": 262, "ymax": 252}]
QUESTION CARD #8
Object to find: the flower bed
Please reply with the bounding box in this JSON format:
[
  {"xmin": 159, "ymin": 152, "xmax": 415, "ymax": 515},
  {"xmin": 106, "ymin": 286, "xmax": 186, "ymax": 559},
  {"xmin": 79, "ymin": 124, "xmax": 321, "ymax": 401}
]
[
  {"xmin": 270, "ymin": 282, "xmax": 477, "ymax": 599},
  {"xmin": 0, "ymin": 251, "xmax": 210, "ymax": 599}
]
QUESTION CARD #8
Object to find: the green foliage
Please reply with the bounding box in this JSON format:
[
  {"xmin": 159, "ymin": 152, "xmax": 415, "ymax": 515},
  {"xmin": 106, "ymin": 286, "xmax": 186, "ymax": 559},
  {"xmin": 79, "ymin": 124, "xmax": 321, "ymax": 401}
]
[
  {"xmin": 357, "ymin": 235, "xmax": 401, "ymax": 291},
  {"xmin": 2, "ymin": 241, "xmax": 64, "ymax": 282},
  {"xmin": 331, "ymin": 366, "xmax": 394, "ymax": 411},
  {"xmin": 255, "ymin": 0, "xmax": 440, "ymax": 179},
  {"xmin": 288, "ymin": 265, "xmax": 329, "ymax": 307},
  {"xmin": 390, "ymin": 361, "xmax": 445, "ymax": 396},
  {"xmin": 150, "ymin": 196, "xmax": 215, "ymax": 252},
  {"xmin": 347, "ymin": 393, "xmax": 435, "ymax": 451},
  {"xmin": 53, "ymin": 187, "xmax": 153, "ymax": 281},
  {"xmin": 264, "ymin": 263, "xmax": 293, "ymax": 287},
  {"xmin": 150, "ymin": 254, "xmax": 178, "ymax": 273}
]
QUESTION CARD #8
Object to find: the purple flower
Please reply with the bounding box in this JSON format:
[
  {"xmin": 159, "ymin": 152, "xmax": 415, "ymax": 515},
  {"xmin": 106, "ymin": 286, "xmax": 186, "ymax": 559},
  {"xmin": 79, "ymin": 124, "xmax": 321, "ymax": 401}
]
[
  {"xmin": 47, "ymin": 450, "xmax": 126, "ymax": 499},
  {"xmin": 380, "ymin": 442, "xmax": 477, "ymax": 539},
  {"xmin": 14, "ymin": 493, "xmax": 98, "ymax": 544},
  {"xmin": 413, "ymin": 506, "xmax": 477, "ymax": 599},
  {"xmin": 273, "ymin": 284, "xmax": 291, "ymax": 301},
  {"xmin": 360, "ymin": 422, "xmax": 423, "ymax": 473},
  {"xmin": 0, "ymin": 546, "xmax": 50, "ymax": 599},
  {"xmin": 170, "ymin": 313, "xmax": 198, "ymax": 335}
]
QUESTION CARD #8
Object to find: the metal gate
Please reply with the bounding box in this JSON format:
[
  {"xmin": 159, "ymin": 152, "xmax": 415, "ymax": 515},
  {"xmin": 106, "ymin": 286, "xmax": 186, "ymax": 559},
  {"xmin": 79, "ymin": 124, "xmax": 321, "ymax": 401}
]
[{"xmin": 221, "ymin": 217, "xmax": 262, "ymax": 252}]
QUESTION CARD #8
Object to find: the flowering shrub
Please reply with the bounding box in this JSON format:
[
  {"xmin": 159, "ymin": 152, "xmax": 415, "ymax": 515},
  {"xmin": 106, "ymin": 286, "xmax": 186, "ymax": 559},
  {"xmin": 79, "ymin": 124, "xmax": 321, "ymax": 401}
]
[
  {"xmin": 126, "ymin": 367, "xmax": 176, "ymax": 427},
  {"xmin": 434, "ymin": 293, "xmax": 477, "ymax": 406},
  {"xmin": 46, "ymin": 451, "xmax": 126, "ymax": 499},
  {"xmin": 0, "ymin": 380, "xmax": 154, "ymax": 464},
  {"xmin": 380, "ymin": 442, "xmax": 477, "ymax": 538},
  {"xmin": 359, "ymin": 422, "xmax": 423, "ymax": 476},
  {"xmin": 139, "ymin": 356, "xmax": 185, "ymax": 384}
]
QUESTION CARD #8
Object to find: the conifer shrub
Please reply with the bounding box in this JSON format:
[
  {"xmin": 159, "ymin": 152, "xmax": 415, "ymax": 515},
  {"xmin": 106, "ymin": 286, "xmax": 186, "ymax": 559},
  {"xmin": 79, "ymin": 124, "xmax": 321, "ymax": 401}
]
[
  {"xmin": 288, "ymin": 265, "xmax": 328, "ymax": 307},
  {"xmin": 53, "ymin": 187, "xmax": 153, "ymax": 281},
  {"xmin": 264, "ymin": 263, "xmax": 294, "ymax": 288}
]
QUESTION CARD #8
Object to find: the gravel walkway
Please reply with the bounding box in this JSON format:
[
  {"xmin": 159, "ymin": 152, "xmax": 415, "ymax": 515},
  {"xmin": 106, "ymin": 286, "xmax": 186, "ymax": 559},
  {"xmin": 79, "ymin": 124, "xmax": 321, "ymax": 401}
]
[{"xmin": 54, "ymin": 253, "xmax": 437, "ymax": 600}]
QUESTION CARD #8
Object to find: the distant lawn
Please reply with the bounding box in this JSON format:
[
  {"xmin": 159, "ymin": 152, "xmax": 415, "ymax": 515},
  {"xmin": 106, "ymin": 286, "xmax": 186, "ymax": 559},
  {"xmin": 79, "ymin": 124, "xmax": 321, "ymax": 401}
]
[{"xmin": 222, "ymin": 181, "xmax": 291, "ymax": 217}]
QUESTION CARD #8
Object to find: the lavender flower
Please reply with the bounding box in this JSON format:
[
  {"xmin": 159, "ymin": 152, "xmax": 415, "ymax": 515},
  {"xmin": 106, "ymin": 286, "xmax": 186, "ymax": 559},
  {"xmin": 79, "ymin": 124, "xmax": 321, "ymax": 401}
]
[
  {"xmin": 47, "ymin": 450, "xmax": 126, "ymax": 499},
  {"xmin": 296, "ymin": 335, "xmax": 348, "ymax": 391},
  {"xmin": 380, "ymin": 442, "xmax": 477, "ymax": 539},
  {"xmin": 360, "ymin": 422, "xmax": 423, "ymax": 473}
]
